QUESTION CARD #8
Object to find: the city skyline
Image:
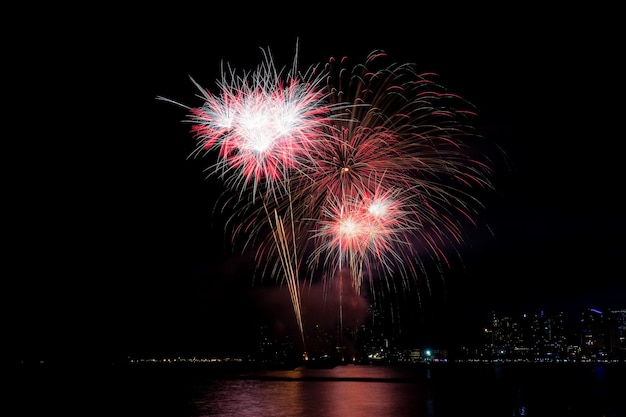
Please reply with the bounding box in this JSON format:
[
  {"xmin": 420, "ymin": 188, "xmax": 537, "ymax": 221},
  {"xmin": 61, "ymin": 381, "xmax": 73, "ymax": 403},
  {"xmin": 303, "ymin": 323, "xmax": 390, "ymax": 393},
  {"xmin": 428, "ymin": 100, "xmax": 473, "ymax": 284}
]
[{"xmin": 102, "ymin": 305, "xmax": 626, "ymax": 366}]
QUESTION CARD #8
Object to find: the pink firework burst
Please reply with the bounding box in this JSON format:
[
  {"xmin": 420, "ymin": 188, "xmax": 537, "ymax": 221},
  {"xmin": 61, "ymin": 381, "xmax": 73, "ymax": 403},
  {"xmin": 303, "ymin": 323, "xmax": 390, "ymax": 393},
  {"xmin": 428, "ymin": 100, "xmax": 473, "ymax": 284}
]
[
  {"xmin": 308, "ymin": 180, "xmax": 422, "ymax": 294},
  {"xmin": 185, "ymin": 47, "xmax": 339, "ymax": 202},
  {"xmin": 290, "ymin": 50, "xmax": 498, "ymax": 296}
]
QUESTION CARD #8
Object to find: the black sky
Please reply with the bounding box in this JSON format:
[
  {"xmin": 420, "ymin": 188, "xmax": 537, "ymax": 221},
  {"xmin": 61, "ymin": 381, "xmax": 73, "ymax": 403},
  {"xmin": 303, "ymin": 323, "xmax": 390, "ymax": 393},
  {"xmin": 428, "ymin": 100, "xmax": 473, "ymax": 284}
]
[{"xmin": 6, "ymin": 7, "xmax": 625, "ymax": 363}]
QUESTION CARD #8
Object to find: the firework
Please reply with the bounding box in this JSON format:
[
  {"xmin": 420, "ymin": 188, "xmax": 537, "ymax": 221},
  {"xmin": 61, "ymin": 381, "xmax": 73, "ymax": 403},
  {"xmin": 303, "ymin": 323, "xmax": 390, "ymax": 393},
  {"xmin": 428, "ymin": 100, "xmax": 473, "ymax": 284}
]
[
  {"xmin": 161, "ymin": 46, "xmax": 498, "ymax": 353},
  {"xmin": 159, "ymin": 44, "xmax": 343, "ymax": 349},
  {"xmin": 292, "ymin": 51, "xmax": 496, "ymax": 299}
]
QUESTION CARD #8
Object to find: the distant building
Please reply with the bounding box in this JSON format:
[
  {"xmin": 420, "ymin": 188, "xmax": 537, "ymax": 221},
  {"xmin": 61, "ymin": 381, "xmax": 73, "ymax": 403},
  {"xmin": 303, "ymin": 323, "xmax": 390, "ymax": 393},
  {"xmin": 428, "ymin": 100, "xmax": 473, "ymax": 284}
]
[
  {"xmin": 477, "ymin": 307, "xmax": 625, "ymax": 362},
  {"xmin": 580, "ymin": 308, "xmax": 625, "ymax": 361}
]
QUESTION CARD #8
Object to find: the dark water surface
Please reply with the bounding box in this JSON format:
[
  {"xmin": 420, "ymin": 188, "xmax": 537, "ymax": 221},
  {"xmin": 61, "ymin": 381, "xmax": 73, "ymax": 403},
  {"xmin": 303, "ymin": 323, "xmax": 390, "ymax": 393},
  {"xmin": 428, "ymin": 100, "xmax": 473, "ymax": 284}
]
[{"xmin": 13, "ymin": 362, "xmax": 626, "ymax": 416}]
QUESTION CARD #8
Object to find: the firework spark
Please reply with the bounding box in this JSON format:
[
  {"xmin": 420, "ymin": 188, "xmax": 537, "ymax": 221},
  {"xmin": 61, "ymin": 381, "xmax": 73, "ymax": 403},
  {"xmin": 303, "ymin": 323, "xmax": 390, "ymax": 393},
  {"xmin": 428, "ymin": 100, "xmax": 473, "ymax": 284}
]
[
  {"xmin": 161, "ymin": 45, "xmax": 499, "ymax": 353},
  {"xmin": 159, "ymin": 44, "xmax": 344, "ymax": 349},
  {"xmin": 291, "ymin": 51, "xmax": 496, "ymax": 298},
  {"xmin": 185, "ymin": 47, "xmax": 342, "ymax": 203}
]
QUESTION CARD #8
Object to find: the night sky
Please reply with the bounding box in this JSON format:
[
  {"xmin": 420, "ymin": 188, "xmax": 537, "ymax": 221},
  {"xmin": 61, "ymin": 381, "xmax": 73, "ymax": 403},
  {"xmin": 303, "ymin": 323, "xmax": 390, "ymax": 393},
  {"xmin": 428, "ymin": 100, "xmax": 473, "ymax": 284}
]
[{"xmin": 7, "ymin": 7, "xmax": 624, "ymax": 364}]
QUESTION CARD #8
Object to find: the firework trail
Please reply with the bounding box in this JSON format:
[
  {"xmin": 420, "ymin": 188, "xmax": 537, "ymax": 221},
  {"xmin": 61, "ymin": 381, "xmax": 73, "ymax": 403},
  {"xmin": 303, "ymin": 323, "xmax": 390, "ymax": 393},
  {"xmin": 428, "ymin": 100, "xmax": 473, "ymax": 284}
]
[{"xmin": 160, "ymin": 45, "xmax": 498, "ymax": 353}]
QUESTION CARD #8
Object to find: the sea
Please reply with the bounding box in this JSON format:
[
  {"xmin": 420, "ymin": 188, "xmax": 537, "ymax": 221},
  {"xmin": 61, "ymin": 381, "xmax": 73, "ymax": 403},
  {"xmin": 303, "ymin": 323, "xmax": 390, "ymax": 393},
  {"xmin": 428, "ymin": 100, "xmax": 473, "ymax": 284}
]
[{"xmin": 12, "ymin": 360, "xmax": 626, "ymax": 417}]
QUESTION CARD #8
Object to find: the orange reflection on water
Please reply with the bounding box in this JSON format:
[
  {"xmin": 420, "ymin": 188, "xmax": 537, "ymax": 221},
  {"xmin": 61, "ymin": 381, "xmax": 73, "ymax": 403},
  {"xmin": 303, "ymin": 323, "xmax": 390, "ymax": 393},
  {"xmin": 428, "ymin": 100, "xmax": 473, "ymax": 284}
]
[{"xmin": 192, "ymin": 365, "xmax": 435, "ymax": 417}]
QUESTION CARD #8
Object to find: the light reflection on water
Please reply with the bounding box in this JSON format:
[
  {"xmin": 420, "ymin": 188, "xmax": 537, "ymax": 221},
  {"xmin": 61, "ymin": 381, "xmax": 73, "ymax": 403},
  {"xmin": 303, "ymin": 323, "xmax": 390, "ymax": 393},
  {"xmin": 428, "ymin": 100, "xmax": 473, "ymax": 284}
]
[
  {"xmin": 192, "ymin": 366, "xmax": 434, "ymax": 417},
  {"xmin": 186, "ymin": 363, "xmax": 626, "ymax": 417},
  {"xmin": 15, "ymin": 361, "xmax": 625, "ymax": 416},
  {"xmin": 246, "ymin": 364, "xmax": 429, "ymax": 380}
]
